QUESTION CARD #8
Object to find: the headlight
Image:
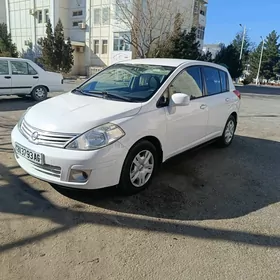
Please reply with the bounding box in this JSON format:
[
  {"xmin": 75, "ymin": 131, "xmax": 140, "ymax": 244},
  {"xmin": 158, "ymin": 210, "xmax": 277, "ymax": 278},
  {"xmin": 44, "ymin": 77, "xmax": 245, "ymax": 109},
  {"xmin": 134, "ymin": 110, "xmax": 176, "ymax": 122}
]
[{"xmin": 65, "ymin": 123, "xmax": 125, "ymax": 150}]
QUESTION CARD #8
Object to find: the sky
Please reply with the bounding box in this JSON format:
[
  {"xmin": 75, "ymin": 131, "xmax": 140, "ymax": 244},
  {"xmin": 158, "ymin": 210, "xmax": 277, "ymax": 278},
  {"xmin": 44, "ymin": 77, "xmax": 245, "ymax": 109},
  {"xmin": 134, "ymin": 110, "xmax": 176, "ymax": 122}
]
[{"xmin": 205, "ymin": 0, "xmax": 280, "ymax": 46}]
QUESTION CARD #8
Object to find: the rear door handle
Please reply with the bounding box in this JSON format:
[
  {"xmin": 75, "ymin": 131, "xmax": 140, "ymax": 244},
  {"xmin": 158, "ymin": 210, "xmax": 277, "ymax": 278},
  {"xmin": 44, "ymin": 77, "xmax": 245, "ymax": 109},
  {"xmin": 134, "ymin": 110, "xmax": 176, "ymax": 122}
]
[
  {"xmin": 225, "ymin": 98, "xmax": 230, "ymax": 102},
  {"xmin": 200, "ymin": 104, "xmax": 207, "ymax": 110},
  {"xmin": 33, "ymin": 76, "xmax": 39, "ymax": 79},
  {"xmin": 4, "ymin": 76, "xmax": 11, "ymax": 79}
]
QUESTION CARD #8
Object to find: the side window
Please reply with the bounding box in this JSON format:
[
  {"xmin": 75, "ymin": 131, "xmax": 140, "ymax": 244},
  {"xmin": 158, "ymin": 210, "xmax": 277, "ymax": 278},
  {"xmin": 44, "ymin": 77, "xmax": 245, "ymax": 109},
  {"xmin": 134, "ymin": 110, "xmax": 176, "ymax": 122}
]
[
  {"xmin": 11, "ymin": 61, "xmax": 37, "ymax": 75},
  {"xmin": 28, "ymin": 63, "xmax": 38, "ymax": 75},
  {"xmin": 169, "ymin": 68, "xmax": 203, "ymax": 99},
  {"xmin": 219, "ymin": 70, "xmax": 229, "ymax": 92},
  {"xmin": 186, "ymin": 67, "xmax": 203, "ymax": 95},
  {"xmin": 0, "ymin": 61, "xmax": 9, "ymax": 75},
  {"xmin": 204, "ymin": 67, "xmax": 222, "ymax": 95}
]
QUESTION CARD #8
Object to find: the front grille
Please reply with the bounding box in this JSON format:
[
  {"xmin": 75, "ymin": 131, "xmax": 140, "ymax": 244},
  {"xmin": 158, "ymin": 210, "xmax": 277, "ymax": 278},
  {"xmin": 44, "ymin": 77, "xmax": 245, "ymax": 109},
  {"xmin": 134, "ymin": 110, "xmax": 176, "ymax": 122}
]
[
  {"xmin": 20, "ymin": 119, "xmax": 77, "ymax": 148},
  {"xmin": 31, "ymin": 162, "xmax": 61, "ymax": 178}
]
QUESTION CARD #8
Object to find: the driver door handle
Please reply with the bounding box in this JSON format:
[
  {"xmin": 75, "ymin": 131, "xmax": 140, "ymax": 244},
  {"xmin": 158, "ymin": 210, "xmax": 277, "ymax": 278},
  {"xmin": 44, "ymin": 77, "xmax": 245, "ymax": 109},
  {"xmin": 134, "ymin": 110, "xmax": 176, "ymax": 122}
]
[
  {"xmin": 200, "ymin": 104, "xmax": 207, "ymax": 110},
  {"xmin": 225, "ymin": 98, "xmax": 230, "ymax": 102}
]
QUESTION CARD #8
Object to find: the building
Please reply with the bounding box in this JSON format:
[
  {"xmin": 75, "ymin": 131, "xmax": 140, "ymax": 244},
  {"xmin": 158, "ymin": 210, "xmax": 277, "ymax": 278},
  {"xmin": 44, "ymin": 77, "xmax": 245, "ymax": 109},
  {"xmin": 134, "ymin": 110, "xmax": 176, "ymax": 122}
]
[
  {"xmin": 202, "ymin": 43, "xmax": 222, "ymax": 59},
  {"xmin": 5, "ymin": 0, "xmax": 208, "ymax": 76},
  {"xmin": 0, "ymin": 0, "xmax": 7, "ymax": 24}
]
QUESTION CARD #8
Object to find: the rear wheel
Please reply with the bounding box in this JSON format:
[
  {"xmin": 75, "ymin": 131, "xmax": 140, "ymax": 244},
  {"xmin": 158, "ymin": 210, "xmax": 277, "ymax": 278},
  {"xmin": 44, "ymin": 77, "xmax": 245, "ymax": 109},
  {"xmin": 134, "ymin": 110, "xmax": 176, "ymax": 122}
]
[
  {"xmin": 119, "ymin": 140, "xmax": 159, "ymax": 195},
  {"xmin": 31, "ymin": 86, "xmax": 48, "ymax": 101},
  {"xmin": 217, "ymin": 115, "xmax": 237, "ymax": 147}
]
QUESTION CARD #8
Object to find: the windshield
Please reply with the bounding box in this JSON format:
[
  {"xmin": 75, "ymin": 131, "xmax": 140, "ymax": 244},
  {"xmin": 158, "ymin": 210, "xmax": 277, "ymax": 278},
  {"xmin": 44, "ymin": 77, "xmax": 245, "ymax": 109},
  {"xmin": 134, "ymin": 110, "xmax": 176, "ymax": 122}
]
[{"xmin": 78, "ymin": 63, "xmax": 175, "ymax": 102}]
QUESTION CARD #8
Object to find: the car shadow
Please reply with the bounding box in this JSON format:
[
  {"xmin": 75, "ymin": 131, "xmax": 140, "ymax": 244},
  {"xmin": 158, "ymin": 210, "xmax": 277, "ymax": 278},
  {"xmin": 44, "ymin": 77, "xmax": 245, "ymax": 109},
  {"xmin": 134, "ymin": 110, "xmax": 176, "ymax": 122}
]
[
  {"xmin": 53, "ymin": 135, "xmax": 280, "ymax": 221},
  {"xmin": 0, "ymin": 96, "xmax": 37, "ymax": 112}
]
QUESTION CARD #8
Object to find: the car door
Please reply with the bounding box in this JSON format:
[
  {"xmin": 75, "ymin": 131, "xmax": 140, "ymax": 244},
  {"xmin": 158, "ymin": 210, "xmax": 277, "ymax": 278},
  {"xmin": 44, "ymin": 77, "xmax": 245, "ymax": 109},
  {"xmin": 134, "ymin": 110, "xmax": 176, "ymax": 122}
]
[
  {"xmin": 164, "ymin": 66, "xmax": 209, "ymax": 157},
  {"xmin": 10, "ymin": 60, "xmax": 39, "ymax": 95},
  {"xmin": 202, "ymin": 66, "xmax": 232, "ymax": 137},
  {"xmin": 0, "ymin": 60, "xmax": 12, "ymax": 95}
]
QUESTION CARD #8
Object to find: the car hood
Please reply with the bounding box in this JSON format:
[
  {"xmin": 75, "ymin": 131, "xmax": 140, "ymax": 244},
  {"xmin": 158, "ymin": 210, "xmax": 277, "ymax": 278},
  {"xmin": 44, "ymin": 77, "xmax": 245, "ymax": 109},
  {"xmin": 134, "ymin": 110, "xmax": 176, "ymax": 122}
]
[{"xmin": 24, "ymin": 92, "xmax": 142, "ymax": 133}]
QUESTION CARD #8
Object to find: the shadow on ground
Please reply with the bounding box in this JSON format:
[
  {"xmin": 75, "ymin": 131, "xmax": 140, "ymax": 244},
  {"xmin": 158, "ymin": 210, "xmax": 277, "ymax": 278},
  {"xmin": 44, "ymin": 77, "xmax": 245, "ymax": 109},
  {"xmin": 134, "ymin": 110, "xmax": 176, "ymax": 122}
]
[
  {"xmin": 0, "ymin": 135, "xmax": 280, "ymax": 253},
  {"xmin": 0, "ymin": 97, "xmax": 37, "ymax": 112},
  {"xmin": 54, "ymin": 135, "xmax": 280, "ymax": 221}
]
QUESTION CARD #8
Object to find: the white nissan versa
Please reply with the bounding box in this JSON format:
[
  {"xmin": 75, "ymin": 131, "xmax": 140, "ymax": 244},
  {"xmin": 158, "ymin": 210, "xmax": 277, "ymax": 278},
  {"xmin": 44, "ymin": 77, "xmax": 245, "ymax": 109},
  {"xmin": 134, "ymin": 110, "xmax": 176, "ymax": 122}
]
[{"xmin": 11, "ymin": 59, "xmax": 241, "ymax": 194}]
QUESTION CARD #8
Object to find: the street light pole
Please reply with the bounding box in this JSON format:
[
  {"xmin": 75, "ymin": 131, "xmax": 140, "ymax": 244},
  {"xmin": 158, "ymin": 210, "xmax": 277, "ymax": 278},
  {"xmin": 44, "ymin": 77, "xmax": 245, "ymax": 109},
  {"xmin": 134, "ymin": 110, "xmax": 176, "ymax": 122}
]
[
  {"xmin": 256, "ymin": 36, "xmax": 265, "ymax": 85},
  {"xmin": 239, "ymin": 24, "xmax": 246, "ymax": 61}
]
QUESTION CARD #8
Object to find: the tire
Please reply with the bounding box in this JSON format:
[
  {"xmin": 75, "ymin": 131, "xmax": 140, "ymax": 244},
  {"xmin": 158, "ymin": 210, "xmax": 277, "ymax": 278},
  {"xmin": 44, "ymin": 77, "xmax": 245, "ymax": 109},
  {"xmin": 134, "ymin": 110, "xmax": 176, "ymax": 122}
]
[
  {"xmin": 217, "ymin": 115, "xmax": 237, "ymax": 148},
  {"xmin": 119, "ymin": 140, "xmax": 159, "ymax": 195},
  {"xmin": 31, "ymin": 86, "xmax": 48, "ymax": 101}
]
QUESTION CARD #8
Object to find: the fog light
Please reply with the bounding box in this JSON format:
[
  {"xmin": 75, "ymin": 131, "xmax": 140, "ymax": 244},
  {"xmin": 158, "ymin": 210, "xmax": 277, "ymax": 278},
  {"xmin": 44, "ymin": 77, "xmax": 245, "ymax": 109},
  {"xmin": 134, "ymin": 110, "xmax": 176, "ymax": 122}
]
[{"xmin": 69, "ymin": 169, "xmax": 91, "ymax": 183}]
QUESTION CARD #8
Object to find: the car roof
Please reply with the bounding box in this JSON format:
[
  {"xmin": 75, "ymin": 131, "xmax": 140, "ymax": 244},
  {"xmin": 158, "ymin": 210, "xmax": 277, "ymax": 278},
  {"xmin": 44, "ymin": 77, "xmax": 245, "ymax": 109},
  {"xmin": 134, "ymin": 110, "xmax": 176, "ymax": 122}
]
[
  {"xmin": 117, "ymin": 58, "xmax": 228, "ymax": 71},
  {"xmin": 0, "ymin": 57, "xmax": 32, "ymax": 62}
]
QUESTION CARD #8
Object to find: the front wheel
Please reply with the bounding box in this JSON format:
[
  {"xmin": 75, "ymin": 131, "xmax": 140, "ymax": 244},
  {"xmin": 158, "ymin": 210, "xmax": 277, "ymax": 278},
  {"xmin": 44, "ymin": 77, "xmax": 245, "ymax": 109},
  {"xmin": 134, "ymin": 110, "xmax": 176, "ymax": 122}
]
[
  {"xmin": 31, "ymin": 86, "xmax": 48, "ymax": 101},
  {"xmin": 217, "ymin": 115, "xmax": 237, "ymax": 147},
  {"xmin": 119, "ymin": 140, "xmax": 159, "ymax": 195}
]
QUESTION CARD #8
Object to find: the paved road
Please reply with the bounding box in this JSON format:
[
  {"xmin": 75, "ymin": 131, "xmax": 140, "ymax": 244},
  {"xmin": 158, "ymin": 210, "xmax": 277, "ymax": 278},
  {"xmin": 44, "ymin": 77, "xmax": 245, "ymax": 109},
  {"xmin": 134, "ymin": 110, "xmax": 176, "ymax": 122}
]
[
  {"xmin": 0, "ymin": 91, "xmax": 280, "ymax": 279},
  {"xmin": 236, "ymin": 84, "xmax": 280, "ymax": 96}
]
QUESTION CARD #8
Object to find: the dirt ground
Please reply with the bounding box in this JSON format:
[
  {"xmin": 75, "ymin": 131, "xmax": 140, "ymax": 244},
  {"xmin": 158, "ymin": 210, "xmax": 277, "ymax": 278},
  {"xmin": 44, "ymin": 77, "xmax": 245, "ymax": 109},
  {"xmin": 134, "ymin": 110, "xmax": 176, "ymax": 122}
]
[{"xmin": 0, "ymin": 93, "xmax": 280, "ymax": 280}]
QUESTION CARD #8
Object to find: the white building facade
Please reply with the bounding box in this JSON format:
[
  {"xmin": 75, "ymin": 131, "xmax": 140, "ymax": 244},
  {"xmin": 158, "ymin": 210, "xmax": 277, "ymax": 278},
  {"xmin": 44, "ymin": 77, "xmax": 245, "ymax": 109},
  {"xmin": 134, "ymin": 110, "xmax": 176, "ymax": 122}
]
[{"xmin": 4, "ymin": 0, "xmax": 208, "ymax": 76}]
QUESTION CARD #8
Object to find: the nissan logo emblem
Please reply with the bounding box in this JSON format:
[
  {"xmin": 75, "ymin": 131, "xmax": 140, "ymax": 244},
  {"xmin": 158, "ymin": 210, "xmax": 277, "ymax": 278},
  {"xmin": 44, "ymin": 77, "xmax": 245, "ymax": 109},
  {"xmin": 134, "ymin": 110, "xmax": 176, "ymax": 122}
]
[{"xmin": 31, "ymin": 131, "xmax": 39, "ymax": 141}]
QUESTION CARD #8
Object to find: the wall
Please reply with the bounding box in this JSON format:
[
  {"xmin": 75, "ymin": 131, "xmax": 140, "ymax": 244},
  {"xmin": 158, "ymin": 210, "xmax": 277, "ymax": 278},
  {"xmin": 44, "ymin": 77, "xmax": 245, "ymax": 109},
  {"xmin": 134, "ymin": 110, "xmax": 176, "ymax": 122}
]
[{"xmin": 0, "ymin": 0, "xmax": 7, "ymax": 24}]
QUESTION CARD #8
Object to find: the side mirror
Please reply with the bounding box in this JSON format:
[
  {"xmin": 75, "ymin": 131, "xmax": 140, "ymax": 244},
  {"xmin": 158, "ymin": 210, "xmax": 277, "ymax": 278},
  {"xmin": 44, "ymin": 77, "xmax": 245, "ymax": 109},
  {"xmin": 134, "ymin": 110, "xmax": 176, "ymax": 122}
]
[{"xmin": 171, "ymin": 93, "xmax": 190, "ymax": 106}]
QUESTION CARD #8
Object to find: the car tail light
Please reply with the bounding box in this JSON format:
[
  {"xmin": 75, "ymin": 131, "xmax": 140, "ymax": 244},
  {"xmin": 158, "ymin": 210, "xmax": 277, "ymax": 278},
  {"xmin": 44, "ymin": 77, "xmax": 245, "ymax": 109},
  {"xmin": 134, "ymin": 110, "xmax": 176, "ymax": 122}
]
[{"xmin": 233, "ymin": 89, "xmax": 241, "ymax": 99}]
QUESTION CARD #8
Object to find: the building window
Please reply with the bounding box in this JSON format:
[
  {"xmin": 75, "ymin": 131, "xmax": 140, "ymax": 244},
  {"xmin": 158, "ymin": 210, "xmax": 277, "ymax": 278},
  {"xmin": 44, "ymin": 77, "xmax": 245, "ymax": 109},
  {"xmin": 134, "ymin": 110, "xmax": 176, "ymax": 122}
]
[
  {"xmin": 38, "ymin": 10, "xmax": 43, "ymax": 23},
  {"xmin": 73, "ymin": 10, "xmax": 83, "ymax": 16},
  {"xmin": 94, "ymin": 8, "xmax": 101, "ymax": 25},
  {"xmin": 200, "ymin": 10, "xmax": 205, "ymax": 16},
  {"xmin": 94, "ymin": 40, "xmax": 100, "ymax": 54},
  {"xmin": 73, "ymin": 21, "xmax": 83, "ymax": 27},
  {"xmin": 113, "ymin": 32, "xmax": 131, "ymax": 51},
  {"xmin": 102, "ymin": 7, "xmax": 109, "ymax": 25},
  {"xmin": 45, "ymin": 9, "xmax": 49, "ymax": 22},
  {"xmin": 197, "ymin": 25, "xmax": 205, "ymax": 40},
  {"xmin": 102, "ymin": 40, "xmax": 108, "ymax": 54}
]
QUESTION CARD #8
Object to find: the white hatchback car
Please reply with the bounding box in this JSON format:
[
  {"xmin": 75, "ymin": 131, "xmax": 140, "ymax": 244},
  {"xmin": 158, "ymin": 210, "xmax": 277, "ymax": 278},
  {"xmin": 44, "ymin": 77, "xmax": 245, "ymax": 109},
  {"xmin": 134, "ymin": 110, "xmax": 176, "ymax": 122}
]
[
  {"xmin": 11, "ymin": 59, "xmax": 241, "ymax": 194},
  {"xmin": 0, "ymin": 57, "xmax": 63, "ymax": 101}
]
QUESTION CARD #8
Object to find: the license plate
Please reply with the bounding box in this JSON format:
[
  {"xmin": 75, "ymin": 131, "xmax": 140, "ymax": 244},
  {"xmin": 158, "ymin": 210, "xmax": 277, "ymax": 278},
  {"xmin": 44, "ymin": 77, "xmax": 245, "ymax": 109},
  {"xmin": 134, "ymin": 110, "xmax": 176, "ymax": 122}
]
[{"xmin": 15, "ymin": 143, "xmax": 44, "ymax": 165}]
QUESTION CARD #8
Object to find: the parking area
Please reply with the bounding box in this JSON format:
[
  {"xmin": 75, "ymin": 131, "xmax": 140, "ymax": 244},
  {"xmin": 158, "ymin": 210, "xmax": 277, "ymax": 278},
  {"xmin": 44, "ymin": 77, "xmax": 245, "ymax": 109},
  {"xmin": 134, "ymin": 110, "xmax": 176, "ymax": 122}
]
[{"xmin": 0, "ymin": 87, "xmax": 280, "ymax": 280}]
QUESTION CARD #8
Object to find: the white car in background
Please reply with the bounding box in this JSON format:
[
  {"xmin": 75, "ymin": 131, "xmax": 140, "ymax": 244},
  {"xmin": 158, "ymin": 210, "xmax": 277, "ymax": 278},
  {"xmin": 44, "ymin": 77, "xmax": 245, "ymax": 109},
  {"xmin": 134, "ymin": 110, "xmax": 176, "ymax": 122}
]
[
  {"xmin": 0, "ymin": 57, "xmax": 63, "ymax": 101},
  {"xmin": 11, "ymin": 59, "xmax": 241, "ymax": 195}
]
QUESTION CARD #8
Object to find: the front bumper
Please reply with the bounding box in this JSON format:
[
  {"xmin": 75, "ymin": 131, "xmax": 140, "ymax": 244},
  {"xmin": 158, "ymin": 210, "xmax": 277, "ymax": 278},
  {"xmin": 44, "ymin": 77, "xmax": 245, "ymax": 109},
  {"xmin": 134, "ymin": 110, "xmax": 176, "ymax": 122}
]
[{"xmin": 11, "ymin": 125, "xmax": 128, "ymax": 189}]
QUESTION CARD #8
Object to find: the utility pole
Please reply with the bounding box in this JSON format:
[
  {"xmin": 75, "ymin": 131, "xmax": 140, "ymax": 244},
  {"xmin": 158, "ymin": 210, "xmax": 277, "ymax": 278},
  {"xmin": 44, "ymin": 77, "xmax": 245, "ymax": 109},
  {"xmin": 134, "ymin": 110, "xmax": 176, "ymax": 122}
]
[
  {"xmin": 256, "ymin": 36, "xmax": 265, "ymax": 85},
  {"xmin": 239, "ymin": 24, "xmax": 246, "ymax": 61}
]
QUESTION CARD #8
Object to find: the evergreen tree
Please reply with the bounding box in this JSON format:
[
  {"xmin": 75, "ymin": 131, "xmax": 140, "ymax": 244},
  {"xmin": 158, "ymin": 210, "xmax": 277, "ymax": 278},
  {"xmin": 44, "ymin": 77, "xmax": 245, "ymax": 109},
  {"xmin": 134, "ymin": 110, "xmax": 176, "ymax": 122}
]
[
  {"xmin": 200, "ymin": 50, "xmax": 213, "ymax": 62},
  {"xmin": 157, "ymin": 27, "xmax": 201, "ymax": 59},
  {"xmin": 248, "ymin": 42, "xmax": 263, "ymax": 79},
  {"xmin": 38, "ymin": 19, "xmax": 74, "ymax": 73},
  {"xmin": 53, "ymin": 19, "xmax": 65, "ymax": 71},
  {"xmin": 62, "ymin": 37, "xmax": 74, "ymax": 73},
  {"xmin": 214, "ymin": 44, "xmax": 243, "ymax": 79},
  {"xmin": 232, "ymin": 31, "xmax": 253, "ymax": 66},
  {"xmin": 38, "ymin": 19, "xmax": 55, "ymax": 71},
  {"xmin": 0, "ymin": 23, "xmax": 18, "ymax": 57},
  {"xmin": 262, "ymin": 30, "xmax": 280, "ymax": 79}
]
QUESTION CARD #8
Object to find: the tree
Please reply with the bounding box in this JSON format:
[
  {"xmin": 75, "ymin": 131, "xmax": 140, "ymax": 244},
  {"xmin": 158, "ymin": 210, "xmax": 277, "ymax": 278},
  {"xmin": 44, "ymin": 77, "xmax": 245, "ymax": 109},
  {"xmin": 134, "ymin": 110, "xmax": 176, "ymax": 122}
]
[
  {"xmin": 0, "ymin": 23, "xmax": 18, "ymax": 57},
  {"xmin": 214, "ymin": 44, "xmax": 243, "ymax": 79},
  {"xmin": 38, "ymin": 19, "xmax": 55, "ymax": 71},
  {"xmin": 38, "ymin": 19, "xmax": 74, "ymax": 73},
  {"xmin": 248, "ymin": 42, "xmax": 263, "ymax": 79},
  {"xmin": 262, "ymin": 30, "xmax": 280, "ymax": 80},
  {"xmin": 115, "ymin": 0, "xmax": 182, "ymax": 58},
  {"xmin": 232, "ymin": 31, "xmax": 253, "ymax": 66},
  {"xmin": 200, "ymin": 50, "xmax": 213, "ymax": 62}
]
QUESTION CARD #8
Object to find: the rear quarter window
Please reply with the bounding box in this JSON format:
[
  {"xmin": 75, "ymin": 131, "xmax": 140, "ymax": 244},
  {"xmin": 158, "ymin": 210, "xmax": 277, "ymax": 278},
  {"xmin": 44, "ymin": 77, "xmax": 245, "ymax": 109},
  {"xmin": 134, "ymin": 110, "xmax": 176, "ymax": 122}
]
[{"xmin": 219, "ymin": 70, "xmax": 229, "ymax": 92}]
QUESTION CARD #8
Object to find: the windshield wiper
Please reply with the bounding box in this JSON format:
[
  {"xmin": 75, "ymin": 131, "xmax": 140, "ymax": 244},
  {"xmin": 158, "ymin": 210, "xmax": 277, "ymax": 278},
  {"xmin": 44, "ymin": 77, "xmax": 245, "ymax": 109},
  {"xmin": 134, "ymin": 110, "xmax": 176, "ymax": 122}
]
[
  {"xmin": 71, "ymin": 88, "xmax": 84, "ymax": 94},
  {"xmin": 87, "ymin": 91, "xmax": 133, "ymax": 102}
]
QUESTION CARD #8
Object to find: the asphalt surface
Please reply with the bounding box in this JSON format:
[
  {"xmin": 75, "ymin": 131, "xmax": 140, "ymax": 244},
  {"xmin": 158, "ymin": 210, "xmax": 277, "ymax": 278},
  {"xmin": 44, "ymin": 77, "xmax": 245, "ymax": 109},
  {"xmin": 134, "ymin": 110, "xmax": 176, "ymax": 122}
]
[{"xmin": 0, "ymin": 84, "xmax": 280, "ymax": 280}]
